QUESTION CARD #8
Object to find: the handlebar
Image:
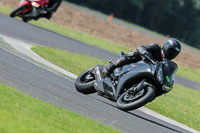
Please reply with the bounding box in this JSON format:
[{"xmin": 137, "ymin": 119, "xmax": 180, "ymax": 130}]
[{"xmin": 142, "ymin": 55, "xmax": 156, "ymax": 65}]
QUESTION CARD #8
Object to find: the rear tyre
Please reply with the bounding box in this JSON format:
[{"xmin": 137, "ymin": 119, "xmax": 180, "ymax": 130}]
[
  {"xmin": 75, "ymin": 68, "xmax": 96, "ymax": 94},
  {"xmin": 10, "ymin": 4, "xmax": 28, "ymax": 18},
  {"xmin": 117, "ymin": 86, "xmax": 155, "ymax": 111}
]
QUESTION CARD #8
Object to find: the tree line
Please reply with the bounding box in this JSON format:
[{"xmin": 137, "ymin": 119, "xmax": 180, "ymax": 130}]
[{"xmin": 65, "ymin": 0, "xmax": 200, "ymax": 47}]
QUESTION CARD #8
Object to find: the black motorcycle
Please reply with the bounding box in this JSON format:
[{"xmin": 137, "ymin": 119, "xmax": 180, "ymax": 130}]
[{"xmin": 75, "ymin": 51, "xmax": 178, "ymax": 111}]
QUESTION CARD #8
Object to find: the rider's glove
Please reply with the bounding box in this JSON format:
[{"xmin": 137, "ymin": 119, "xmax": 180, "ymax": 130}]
[
  {"xmin": 142, "ymin": 52, "xmax": 155, "ymax": 64},
  {"xmin": 145, "ymin": 52, "xmax": 153, "ymax": 59}
]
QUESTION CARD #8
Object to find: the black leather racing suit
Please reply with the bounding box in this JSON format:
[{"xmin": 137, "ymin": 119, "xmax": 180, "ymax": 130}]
[
  {"xmin": 105, "ymin": 43, "xmax": 163, "ymax": 75},
  {"xmin": 43, "ymin": 0, "xmax": 62, "ymax": 19},
  {"xmin": 46, "ymin": 0, "xmax": 62, "ymax": 12}
]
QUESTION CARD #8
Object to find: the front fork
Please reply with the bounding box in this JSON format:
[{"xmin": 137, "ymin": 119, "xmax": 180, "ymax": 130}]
[{"xmin": 128, "ymin": 80, "xmax": 154, "ymax": 93}]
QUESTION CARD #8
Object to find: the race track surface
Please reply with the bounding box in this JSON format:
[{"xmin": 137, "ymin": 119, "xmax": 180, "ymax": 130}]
[
  {"xmin": 0, "ymin": 13, "xmax": 118, "ymax": 61},
  {"xmin": 0, "ymin": 13, "xmax": 196, "ymax": 132}
]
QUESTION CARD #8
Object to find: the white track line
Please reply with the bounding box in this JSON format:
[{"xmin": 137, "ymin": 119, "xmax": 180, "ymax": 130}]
[{"xmin": 0, "ymin": 34, "xmax": 199, "ymax": 133}]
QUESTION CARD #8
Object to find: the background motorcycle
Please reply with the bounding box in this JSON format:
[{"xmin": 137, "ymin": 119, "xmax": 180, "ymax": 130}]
[
  {"xmin": 10, "ymin": 0, "xmax": 49, "ymax": 22},
  {"xmin": 75, "ymin": 51, "xmax": 178, "ymax": 111}
]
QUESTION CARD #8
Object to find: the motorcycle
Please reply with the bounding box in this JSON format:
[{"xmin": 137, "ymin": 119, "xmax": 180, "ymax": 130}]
[
  {"xmin": 75, "ymin": 51, "xmax": 178, "ymax": 111},
  {"xmin": 10, "ymin": 0, "xmax": 49, "ymax": 22}
]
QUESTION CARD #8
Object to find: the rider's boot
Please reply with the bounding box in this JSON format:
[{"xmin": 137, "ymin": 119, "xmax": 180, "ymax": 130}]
[
  {"xmin": 103, "ymin": 58, "xmax": 126, "ymax": 77},
  {"xmin": 104, "ymin": 51, "xmax": 141, "ymax": 77},
  {"xmin": 103, "ymin": 63, "xmax": 116, "ymax": 77}
]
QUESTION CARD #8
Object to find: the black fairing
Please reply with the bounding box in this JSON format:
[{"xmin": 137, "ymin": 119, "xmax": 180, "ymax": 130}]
[
  {"xmin": 160, "ymin": 59, "xmax": 177, "ymax": 87},
  {"xmin": 115, "ymin": 63, "xmax": 159, "ymax": 97},
  {"xmin": 115, "ymin": 58, "xmax": 177, "ymax": 97}
]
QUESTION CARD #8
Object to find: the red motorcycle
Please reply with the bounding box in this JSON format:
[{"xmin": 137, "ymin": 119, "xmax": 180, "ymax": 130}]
[{"xmin": 10, "ymin": 0, "xmax": 49, "ymax": 22}]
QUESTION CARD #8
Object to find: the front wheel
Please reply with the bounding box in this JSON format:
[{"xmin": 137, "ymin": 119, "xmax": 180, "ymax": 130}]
[
  {"xmin": 75, "ymin": 68, "xmax": 96, "ymax": 94},
  {"xmin": 22, "ymin": 18, "xmax": 28, "ymax": 23},
  {"xmin": 116, "ymin": 86, "xmax": 155, "ymax": 111},
  {"xmin": 10, "ymin": 4, "xmax": 28, "ymax": 18}
]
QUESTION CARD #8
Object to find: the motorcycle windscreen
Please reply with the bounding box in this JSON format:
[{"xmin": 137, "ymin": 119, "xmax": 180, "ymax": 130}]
[
  {"xmin": 156, "ymin": 59, "xmax": 177, "ymax": 89},
  {"xmin": 163, "ymin": 59, "xmax": 178, "ymax": 85}
]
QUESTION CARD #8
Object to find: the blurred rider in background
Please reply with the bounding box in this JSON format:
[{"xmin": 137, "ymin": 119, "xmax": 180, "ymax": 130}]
[{"xmin": 43, "ymin": 0, "xmax": 62, "ymax": 19}]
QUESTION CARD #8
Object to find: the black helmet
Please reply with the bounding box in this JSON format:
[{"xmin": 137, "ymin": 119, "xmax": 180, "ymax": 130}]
[{"xmin": 163, "ymin": 38, "xmax": 182, "ymax": 60}]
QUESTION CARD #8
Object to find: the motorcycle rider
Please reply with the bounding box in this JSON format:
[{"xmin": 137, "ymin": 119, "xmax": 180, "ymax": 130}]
[
  {"xmin": 104, "ymin": 38, "xmax": 182, "ymax": 76},
  {"xmin": 42, "ymin": 0, "xmax": 62, "ymax": 19}
]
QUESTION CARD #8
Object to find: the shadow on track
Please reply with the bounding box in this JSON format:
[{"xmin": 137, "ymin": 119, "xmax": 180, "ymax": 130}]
[{"xmin": 89, "ymin": 94, "xmax": 187, "ymax": 133}]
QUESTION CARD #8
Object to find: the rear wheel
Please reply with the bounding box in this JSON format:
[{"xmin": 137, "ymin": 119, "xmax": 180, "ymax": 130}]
[
  {"xmin": 117, "ymin": 86, "xmax": 155, "ymax": 111},
  {"xmin": 75, "ymin": 68, "xmax": 96, "ymax": 94},
  {"xmin": 10, "ymin": 4, "xmax": 28, "ymax": 18}
]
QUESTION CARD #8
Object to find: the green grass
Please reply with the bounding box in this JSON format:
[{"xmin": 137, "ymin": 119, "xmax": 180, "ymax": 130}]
[
  {"xmin": 176, "ymin": 65, "xmax": 200, "ymax": 83},
  {"xmin": 0, "ymin": 83, "xmax": 120, "ymax": 133},
  {"xmin": 146, "ymin": 84, "xmax": 200, "ymax": 131},
  {"xmin": 0, "ymin": 4, "xmax": 11, "ymax": 14},
  {"xmin": 32, "ymin": 45, "xmax": 107, "ymax": 75},
  {"xmin": 32, "ymin": 45, "xmax": 200, "ymax": 131}
]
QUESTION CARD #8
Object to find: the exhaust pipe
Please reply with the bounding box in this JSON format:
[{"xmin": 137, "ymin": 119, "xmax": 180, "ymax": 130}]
[{"xmin": 94, "ymin": 65, "xmax": 104, "ymax": 82}]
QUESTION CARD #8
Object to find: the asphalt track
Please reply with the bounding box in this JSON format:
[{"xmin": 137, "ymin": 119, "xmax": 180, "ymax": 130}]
[
  {"xmin": 0, "ymin": 13, "xmax": 117, "ymax": 61},
  {"xmin": 0, "ymin": 13, "xmax": 197, "ymax": 132}
]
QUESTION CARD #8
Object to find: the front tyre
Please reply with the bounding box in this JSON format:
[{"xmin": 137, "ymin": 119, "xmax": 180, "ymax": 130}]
[
  {"xmin": 116, "ymin": 86, "xmax": 155, "ymax": 111},
  {"xmin": 10, "ymin": 4, "xmax": 28, "ymax": 18},
  {"xmin": 75, "ymin": 68, "xmax": 96, "ymax": 94}
]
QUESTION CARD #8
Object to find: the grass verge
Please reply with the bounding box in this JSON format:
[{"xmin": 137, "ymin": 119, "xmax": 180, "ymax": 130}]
[
  {"xmin": 32, "ymin": 45, "xmax": 107, "ymax": 75},
  {"xmin": 0, "ymin": 4, "xmax": 200, "ymax": 82},
  {"xmin": 0, "ymin": 83, "xmax": 120, "ymax": 133},
  {"xmin": 32, "ymin": 45, "xmax": 200, "ymax": 131},
  {"xmin": 176, "ymin": 66, "xmax": 200, "ymax": 83},
  {"xmin": 146, "ymin": 84, "xmax": 200, "ymax": 131}
]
